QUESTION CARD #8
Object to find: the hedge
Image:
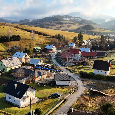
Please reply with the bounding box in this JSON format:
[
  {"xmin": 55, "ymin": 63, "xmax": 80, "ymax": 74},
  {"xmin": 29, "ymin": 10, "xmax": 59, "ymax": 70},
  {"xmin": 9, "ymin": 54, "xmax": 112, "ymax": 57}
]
[{"xmin": 79, "ymin": 71, "xmax": 115, "ymax": 82}]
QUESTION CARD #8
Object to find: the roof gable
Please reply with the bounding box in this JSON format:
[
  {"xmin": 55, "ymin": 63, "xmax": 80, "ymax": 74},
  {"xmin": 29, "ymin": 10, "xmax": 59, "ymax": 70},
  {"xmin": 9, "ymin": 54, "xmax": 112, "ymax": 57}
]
[
  {"xmin": 93, "ymin": 60, "xmax": 110, "ymax": 71},
  {"xmin": 3, "ymin": 81, "xmax": 30, "ymax": 99}
]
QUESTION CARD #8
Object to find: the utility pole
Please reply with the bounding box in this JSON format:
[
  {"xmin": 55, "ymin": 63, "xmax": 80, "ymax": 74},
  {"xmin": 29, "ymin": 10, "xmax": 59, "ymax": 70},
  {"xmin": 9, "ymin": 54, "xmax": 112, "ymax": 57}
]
[
  {"xmin": 30, "ymin": 97, "xmax": 32, "ymax": 115},
  {"xmin": 89, "ymin": 88, "xmax": 90, "ymax": 107}
]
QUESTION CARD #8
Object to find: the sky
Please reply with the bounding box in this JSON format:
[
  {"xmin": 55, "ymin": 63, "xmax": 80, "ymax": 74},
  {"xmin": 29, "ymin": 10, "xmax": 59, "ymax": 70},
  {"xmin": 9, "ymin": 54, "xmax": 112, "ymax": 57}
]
[{"xmin": 1, "ymin": 0, "xmax": 115, "ymax": 20}]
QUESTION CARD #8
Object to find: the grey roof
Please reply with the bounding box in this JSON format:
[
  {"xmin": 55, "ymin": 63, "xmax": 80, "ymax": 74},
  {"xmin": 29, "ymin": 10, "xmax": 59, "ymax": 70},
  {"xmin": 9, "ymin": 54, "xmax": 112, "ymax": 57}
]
[
  {"xmin": 54, "ymin": 73, "xmax": 75, "ymax": 81},
  {"xmin": 1, "ymin": 57, "xmax": 22, "ymax": 68},
  {"xmin": 13, "ymin": 52, "xmax": 27, "ymax": 58},
  {"xmin": 29, "ymin": 58, "xmax": 42, "ymax": 65}
]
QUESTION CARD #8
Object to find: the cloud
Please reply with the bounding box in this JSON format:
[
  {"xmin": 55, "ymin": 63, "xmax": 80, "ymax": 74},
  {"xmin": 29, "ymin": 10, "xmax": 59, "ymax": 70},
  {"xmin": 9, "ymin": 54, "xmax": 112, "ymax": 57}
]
[{"xmin": 0, "ymin": 0, "xmax": 115, "ymax": 20}]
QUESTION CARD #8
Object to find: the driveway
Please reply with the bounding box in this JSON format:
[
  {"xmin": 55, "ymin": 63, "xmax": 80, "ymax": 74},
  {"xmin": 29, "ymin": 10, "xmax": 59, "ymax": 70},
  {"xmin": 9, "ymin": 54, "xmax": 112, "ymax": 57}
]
[{"xmin": 52, "ymin": 54, "xmax": 85, "ymax": 115}]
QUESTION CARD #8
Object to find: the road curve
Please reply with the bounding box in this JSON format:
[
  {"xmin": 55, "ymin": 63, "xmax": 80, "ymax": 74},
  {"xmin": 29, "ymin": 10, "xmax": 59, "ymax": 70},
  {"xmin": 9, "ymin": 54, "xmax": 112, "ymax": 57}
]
[{"xmin": 52, "ymin": 54, "xmax": 85, "ymax": 115}]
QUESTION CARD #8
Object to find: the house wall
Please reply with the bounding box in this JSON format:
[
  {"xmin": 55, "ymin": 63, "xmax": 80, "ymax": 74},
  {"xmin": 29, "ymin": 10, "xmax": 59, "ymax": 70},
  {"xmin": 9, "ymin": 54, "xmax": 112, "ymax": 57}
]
[
  {"xmin": 93, "ymin": 69, "xmax": 110, "ymax": 75},
  {"xmin": 6, "ymin": 93, "xmax": 21, "ymax": 106},
  {"xmin": 20, "ymin": 89, "xmax": 35, "ymax": 107},
  {"xmin": 0, "ymin": 61, "xmax": 7, "ymax": 72},
  {"xmin": 56, "ymin": 81, "xmax": 69, "ymax": 86}
]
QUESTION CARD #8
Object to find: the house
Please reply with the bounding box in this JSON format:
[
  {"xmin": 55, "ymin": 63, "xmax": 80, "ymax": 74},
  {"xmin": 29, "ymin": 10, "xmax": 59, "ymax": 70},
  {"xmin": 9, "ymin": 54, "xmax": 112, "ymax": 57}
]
[
  {"xmin": 69, "ymin": 43, "xmax": 76, "ymax": 48},
  {"xmin": 92, "ymin": 60, "xmax": 110, "ymax": 75},
  {"xmin": 82, "ymin": 40, "xmax": 88, "ymax": 46},
  {"xmin": 91, "ymin": 45, "xmax": 103, "ymax": 52},
  {"xmin": 0, "ymin": 57, "xmax": 22, "ymax": 72},
  {"xmin": 3, "ymin": 80, "xmax": 36, "ymax": 107},
  {"xmin": 79, "ymin": 48, "xmax": 90, "ymax": 52},
  {"xmin": 33, "ymin": 47, "xmax": 41, "ymax": 53},
  {"xmin": 13, "ymin": 52, "xmax": 30, "ymax": 63},
  {"xmin": 82, "ymin": 52, "xmax": 97, "ymax": 58},
  {"xmin": 45, "ymin": 45, "xmax": 56, "ymax": 53},
  {"xmin": 10, "ymin": 68, "xmax": 48, "ymax": 82},
  {"xmin": 29, "ymin": 58, "xmax": 43, "ymax": 66},
  {"xmin": 54, "ymin": 73, "xmax": 76, "ymax": 86},
  {"xmin": 69, "ymin": 48, "xmax": 81, "ymax": 59},
  {"xmin": 10, "ymin": 68, "xmax": 35, "ymax": 78},
  {"xmin": 96, "ymin": 52, "xmax": 108, "ymax": 58}
]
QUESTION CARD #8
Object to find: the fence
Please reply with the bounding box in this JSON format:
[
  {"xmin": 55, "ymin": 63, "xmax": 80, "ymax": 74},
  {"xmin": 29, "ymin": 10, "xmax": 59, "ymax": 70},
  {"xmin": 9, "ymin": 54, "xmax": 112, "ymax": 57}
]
[{"xmin": 44, "ymin": 97, "xmax": 65, "ymax": 115}]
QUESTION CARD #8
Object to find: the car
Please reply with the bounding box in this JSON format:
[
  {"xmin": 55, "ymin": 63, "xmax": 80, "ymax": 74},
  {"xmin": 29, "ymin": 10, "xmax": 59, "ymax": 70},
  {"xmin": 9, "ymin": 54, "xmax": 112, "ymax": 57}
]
[{"xmin": 48, "ymin": 93, "xmax": 60, "ymax": 98}]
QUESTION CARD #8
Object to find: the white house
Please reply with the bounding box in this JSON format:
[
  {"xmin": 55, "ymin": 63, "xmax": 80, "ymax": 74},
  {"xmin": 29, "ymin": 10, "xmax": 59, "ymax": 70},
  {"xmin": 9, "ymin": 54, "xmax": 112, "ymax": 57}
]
[
  {"xmin": 3, "ymin": 80, "xmax": 36, "ymax": 107},
  {"xmin": 54, "ymin": 73, "xmax": 76, "ymax": 86},
  {"xmin": 92, "ymin": 60, "xmax": 110, "ymax": 75},
  {"xmin": 79, "ymin": 48, "xmax": 90, "ymax": 52},
  {"xmin": 29, "ymin": 58, "xmax": 43, "ymax": 66},
  {"xmin": 13, "ymin": 52, "xmax": 30, "ymax": 63},
  {"xmin": 69, "ymin": 43, "xmax": 76, "ymax": 48},
  {"xmin": 69, "ymin": 48, "xmax": 81, "ymax": 60}
]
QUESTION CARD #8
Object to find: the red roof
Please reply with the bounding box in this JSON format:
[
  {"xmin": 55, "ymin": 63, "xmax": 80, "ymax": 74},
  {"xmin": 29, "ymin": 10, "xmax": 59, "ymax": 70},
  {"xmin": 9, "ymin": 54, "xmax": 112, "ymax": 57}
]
[
  {"xmin": 69, "ymin": 48, "xmax": 80, "ymax": 54},
  {"xmin": 82, "ymin": 52, "xmax": 97, "ymax": 57},
  {"xmin": 61, "ymin": 52, "xmax": 73, "ymax": 58}
]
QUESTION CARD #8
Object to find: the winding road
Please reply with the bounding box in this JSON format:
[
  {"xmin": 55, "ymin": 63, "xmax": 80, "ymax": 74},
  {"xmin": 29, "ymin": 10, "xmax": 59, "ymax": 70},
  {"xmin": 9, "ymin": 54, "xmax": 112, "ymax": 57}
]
[{"xmin": 52, "ymin": 54, "xmax": 85, "ymax": 115}]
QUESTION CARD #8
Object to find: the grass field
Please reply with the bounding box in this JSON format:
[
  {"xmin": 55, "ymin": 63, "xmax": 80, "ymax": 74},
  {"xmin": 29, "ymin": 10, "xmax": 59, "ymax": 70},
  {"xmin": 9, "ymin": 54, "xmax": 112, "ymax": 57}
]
[
  {"xmin": 0, "ymin": 22, "xmax": 101, "ymax": 52},
  {"xmin": 0, "ymin": 83, "xmax": 70, "ymax": 115},
  {"xmin": 18, "ymin": 24, "xmax": 100, "ymax": 40}
]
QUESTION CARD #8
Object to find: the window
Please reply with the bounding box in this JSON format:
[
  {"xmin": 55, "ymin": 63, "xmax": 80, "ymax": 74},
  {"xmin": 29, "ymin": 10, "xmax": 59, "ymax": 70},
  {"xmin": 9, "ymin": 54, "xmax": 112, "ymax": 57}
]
[
  {"xmin": 101, "ymin": 71, "xmax": 102, "ymax": 72},
  {"xmin": 98, "ymin": 71, "xmax": 99, "ymax": 72},
  {"xmin": 105, "ymin": 72, "xmax": 106, "ymax": 74},
  {"xmin": 9, "ymin": 97, "xmax": 11, "ymax": 99},
  {"xmin": 1, "ymin": 64, "xmax": 2, "ymax": 66}
]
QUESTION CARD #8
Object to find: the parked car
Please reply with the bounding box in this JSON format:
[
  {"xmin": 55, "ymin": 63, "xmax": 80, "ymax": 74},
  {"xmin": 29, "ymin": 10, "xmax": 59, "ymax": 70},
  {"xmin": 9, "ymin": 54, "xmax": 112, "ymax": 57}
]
[{"xmin": 48, "ymin": 93, "xmax": 60, "ymax": 98}]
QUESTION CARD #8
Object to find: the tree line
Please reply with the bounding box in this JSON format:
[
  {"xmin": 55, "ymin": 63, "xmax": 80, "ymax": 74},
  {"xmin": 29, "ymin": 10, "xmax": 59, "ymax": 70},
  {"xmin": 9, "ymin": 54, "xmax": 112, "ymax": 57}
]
[{"xmin": 0, "ymin": 35, "xmax": 21, "ymax": 43}]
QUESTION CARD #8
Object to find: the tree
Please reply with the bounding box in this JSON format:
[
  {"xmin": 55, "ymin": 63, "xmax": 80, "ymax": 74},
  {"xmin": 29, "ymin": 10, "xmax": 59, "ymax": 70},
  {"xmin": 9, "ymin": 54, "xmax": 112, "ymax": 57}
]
[
  {"xmin": 78, "ymin": 32, "xmax": 83, "ymax": 46},
  {"xmin": 73, "ymin": 36, "xmax": 78, "ymax": 44},
  {"xmin": 34, "ymin": 108, "xmax": 42, "ymax": 115},
  {"xmin": 100, "ymin": 102, "xmax": 115, "ymax": 115}
]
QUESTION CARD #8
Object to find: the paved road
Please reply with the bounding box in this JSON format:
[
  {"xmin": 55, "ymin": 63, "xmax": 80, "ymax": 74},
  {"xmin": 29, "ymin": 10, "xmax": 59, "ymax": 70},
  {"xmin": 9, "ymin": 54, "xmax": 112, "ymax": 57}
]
[{"xmin": 52, "ymin": 54, "xmax": 85, "ymax": 115}]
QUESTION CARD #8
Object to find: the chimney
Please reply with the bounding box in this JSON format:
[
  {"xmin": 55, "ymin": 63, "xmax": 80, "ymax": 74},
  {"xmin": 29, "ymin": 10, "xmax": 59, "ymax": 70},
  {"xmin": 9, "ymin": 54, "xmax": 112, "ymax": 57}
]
[{"xmin": 14, "ymin": 84, "xmax": 17, "ymax": 89}]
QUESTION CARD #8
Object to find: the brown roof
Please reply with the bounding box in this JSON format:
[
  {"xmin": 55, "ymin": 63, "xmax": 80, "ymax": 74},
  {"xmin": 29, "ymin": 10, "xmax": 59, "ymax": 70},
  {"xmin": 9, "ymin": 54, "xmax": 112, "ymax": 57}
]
[
  {"xmin": 69, "ymin": 48, "xmax": 80, "ymax": 54},
  {"xmin": 82, "ymin": 52, "xmax": 97, "ymax": 57},
  {"xmin": 61, "ymin": 52, "xmax": 73, "ymax": 58}
]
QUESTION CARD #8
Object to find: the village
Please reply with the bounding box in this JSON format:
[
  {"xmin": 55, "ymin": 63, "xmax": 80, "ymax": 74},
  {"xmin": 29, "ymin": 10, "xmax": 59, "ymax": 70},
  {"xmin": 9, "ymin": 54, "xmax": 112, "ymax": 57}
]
[{"xmin": 0, "ymin": 35, "xmax": 115, "ymax": 115}]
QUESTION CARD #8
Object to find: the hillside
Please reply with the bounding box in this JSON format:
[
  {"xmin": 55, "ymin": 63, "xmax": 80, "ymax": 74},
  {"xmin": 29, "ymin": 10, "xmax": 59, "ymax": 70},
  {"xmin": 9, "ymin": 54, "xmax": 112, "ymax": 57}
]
[
  {"xmin": 0, "ymin": 22, "xmax": 100, "ymax": 52},
  {"xmin": 11, "ymin": 15, "xmax": 113, "ymax": 35},
  {"xmin": 100, "ymin": 19, "xmax": 115, "ymax": 31}
]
